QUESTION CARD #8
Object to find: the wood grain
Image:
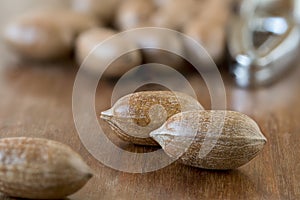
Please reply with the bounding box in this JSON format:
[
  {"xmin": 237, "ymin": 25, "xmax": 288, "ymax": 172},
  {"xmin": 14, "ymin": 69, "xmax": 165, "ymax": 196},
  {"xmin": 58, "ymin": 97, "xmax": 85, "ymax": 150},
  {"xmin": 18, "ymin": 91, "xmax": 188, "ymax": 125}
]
[
  {"xmin": 0, "ymin": 1, "xmax": 300, "ymax": 200},
  {"xmin": 0, "ymin": 56, "xmax": 299, "ymax": 200}
]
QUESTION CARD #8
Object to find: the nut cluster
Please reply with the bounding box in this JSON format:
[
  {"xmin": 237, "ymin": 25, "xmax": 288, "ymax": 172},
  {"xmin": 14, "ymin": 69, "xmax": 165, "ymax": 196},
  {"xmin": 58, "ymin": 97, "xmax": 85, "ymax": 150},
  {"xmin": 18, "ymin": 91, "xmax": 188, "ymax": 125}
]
[
  {"xmin": 3, "ymin": 0, "xmax": 232, "ymax": 76},
  {"xmin": 102, "ymin": 91, "xmax": 267, "ymax": 169},
  {"xmin": 0, "ymin": 1, "xmax": 268, "ymax": 198},
  {"xmin": 101, "ymin": 91, "xmax": 203, "ymax": 145}
]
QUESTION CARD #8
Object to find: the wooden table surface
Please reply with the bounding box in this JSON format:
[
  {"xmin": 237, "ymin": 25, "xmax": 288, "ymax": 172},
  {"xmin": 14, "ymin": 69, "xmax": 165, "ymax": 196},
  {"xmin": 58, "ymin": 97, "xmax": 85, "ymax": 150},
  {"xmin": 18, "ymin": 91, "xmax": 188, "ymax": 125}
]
[{"xmin": 0, "ymin": 2, "xmax": 300, "ymax": 200}]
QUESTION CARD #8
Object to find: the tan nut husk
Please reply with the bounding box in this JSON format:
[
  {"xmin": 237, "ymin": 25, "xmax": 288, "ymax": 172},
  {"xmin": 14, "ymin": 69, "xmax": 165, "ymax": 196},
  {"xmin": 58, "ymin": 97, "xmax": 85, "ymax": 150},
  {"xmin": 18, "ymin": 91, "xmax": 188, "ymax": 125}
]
[
  {"xmin": 101, "ymin": 91, "xmax": 203, "ymax": 146},
  {"xmin": 75, "ymin": 27, "xmax": 142, "ymax": 77},
  {"xmin": 0, "ymin": 137, "xmax": 93, "ymax": 199},
  {"xmin": 115, "ymin": 0, "xmax": 156, "ymax": 30},
  {"xmin": 71, "ymin": 0, "xmax": 120, "ymax": 23},
  {"xmin": 183, "ymin": 0, "xmax": 231, "ymax": 63},
  {"xmin": 3, "ymin": 10, "xmax": 98, "ymax": 60},
  {"xmin": 151, "ymin": 0, "xmax": 200, "ymax": 30},
  {"xmin": 150, "ymin": 110, "xmax": 267, "ymax": 169}
]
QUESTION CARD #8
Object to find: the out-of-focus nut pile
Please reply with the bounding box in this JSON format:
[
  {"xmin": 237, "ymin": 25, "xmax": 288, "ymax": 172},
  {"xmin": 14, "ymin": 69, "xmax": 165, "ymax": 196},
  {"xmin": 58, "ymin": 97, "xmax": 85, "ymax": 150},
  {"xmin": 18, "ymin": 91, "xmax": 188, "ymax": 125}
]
[
  {"xmin": 3, "ymin": 10, "xmax": 98, "ymax": 60},
  {"xmin": 3, "ymin": 0, "xmax": 232, "ymax": 76},
  {"xmin": 76, "ymin": 27, "xmax": 142, "ymax": 77}
]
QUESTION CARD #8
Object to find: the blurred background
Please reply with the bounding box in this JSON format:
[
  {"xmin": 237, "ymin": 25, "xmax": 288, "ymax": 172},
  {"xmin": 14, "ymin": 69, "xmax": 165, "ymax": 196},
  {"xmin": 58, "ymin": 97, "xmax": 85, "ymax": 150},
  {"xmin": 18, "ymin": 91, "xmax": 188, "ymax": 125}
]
[{"xmin": 0, "ymin": 0, "xmax": 299, "ymax": 109}]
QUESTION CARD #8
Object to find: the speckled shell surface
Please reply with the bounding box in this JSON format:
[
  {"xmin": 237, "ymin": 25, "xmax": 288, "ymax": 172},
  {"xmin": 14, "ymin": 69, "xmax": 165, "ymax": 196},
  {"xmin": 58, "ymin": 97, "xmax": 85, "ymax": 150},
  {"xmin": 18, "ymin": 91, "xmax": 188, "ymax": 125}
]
[
  {"xmin": 150, "ymin": 110, "xmax": 267, "ymax": 169},
  {"xmin": 101, "ymin": 91, "xmax": 203, "ymax": 146},
  {"xmin": 0, "ymin": 137, "xmax": 93, "ymax": 199}
]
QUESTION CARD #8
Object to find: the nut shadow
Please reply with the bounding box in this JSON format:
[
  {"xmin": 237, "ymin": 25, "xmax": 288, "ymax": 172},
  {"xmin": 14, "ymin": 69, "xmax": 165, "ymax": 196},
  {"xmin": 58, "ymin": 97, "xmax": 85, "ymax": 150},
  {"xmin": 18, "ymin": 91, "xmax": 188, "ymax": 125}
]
[{"xmin": 115, "ymin": 163, "xmax": 266, "ymax": 199}]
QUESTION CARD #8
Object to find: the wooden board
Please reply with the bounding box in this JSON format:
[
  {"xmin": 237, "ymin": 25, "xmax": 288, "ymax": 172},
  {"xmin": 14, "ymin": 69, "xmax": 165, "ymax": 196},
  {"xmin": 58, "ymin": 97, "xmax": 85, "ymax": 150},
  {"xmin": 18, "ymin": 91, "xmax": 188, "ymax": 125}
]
[{"xmin": 0, "ymin": 56, "xmax": 299, "ymax": 199}]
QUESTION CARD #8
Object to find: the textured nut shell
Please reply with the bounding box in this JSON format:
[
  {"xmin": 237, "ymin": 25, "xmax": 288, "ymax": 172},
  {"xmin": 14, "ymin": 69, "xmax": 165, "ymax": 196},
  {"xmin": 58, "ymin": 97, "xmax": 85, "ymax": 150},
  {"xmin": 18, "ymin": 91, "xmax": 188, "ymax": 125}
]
[
  {"xmin": 76, "ymin": 28, "xmax": 142, "ymax": 77},
  {"xmin": 0, "ymin": 137, "xmax": 93, "ymax": 199},
  {"xmin": 3, "ymin": 10, "xmax": 97, "ymax": 60},
  {"xmin": 101, "ymin": 91, "xmax": 203, "ymax": 146},
  {"xmin": 150, "ymin": 110, "xmax": 267, "ymax": 169},
  {"xmin": 115, "ymin": 0, "xmax": 156, "ymax": 30}
]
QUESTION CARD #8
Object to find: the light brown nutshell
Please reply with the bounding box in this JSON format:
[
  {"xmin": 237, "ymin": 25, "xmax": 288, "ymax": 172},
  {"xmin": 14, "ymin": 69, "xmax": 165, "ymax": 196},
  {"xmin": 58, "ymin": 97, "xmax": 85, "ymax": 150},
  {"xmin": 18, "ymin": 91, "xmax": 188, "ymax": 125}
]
[
  {"xmin": 71, "ymin": 0, "xmax": 120, "ymax": 23},
  {"xmin": 3, "ymin": 10, "xmax": 98, "ymax": 60},
  {"xmin": 183, "ymin": 0, "xmax": 231, "ymax": 63},
  {"xmin": 150, "ymin": 110, "xmax": 267, "ymax": 169},
  {"xmin": 115, "ymin": 0, "xmax": 156, "ymax": 30},
  {"xmin": 151, "ymin": 0, "xmax": 200, "ymax": 30},
  {"xmin": 0, "ymin": 137, "xmax": 93, "ymax": 199},
  {"xmin": 101, "ymin": 91, "xmax": 203, "ymax": 146},
  {"xmin": 75, "ymin": 27, "xmax": 142, "ymax": 77}
]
